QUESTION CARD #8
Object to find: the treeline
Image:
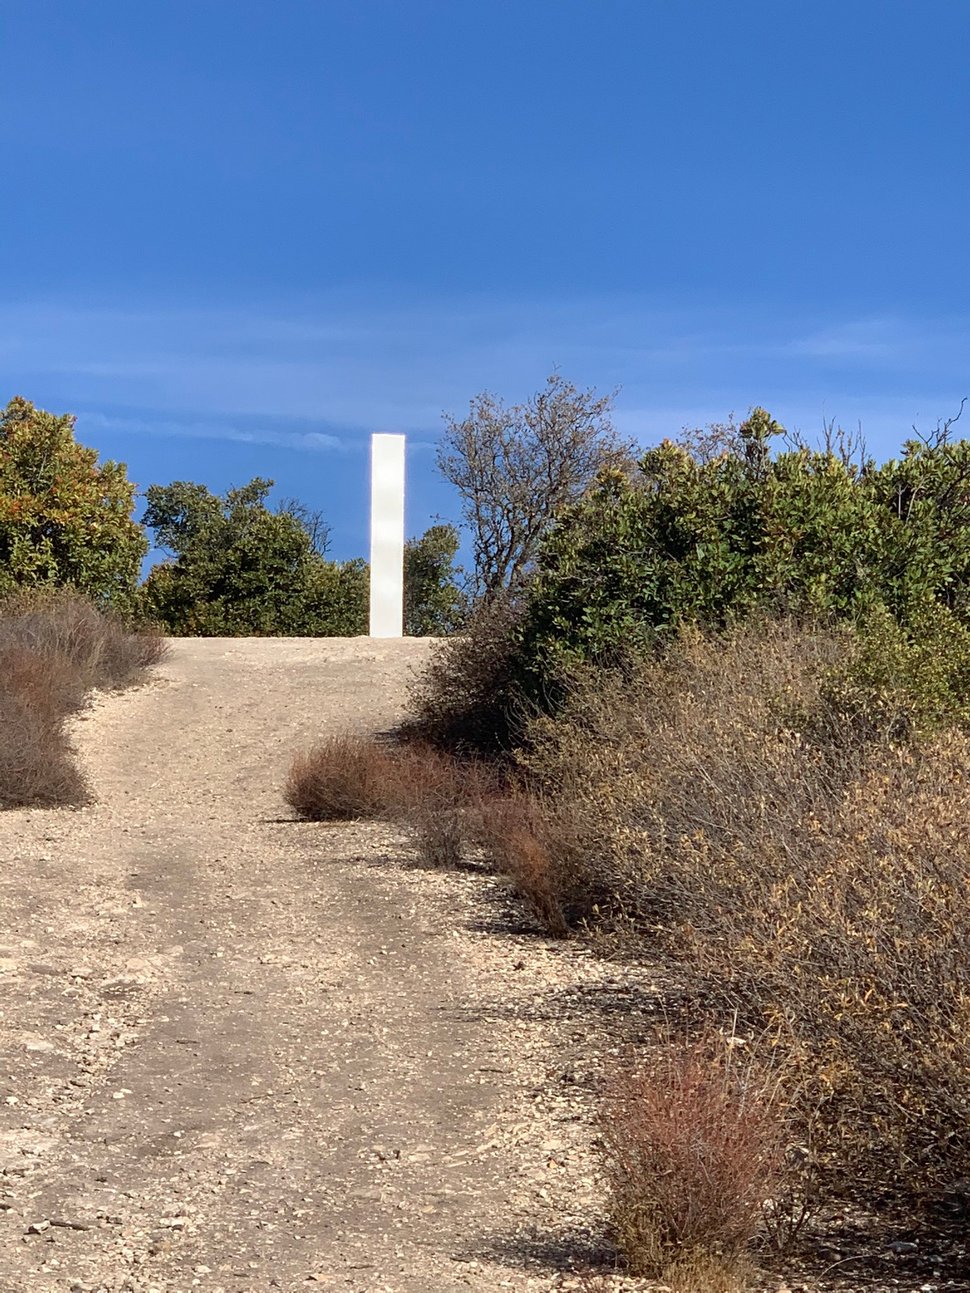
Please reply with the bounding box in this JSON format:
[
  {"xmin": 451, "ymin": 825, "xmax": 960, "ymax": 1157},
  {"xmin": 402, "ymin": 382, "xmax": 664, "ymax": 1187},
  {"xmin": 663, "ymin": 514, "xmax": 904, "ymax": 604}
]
[{"xmin": 0, "ymin": 396, "xmax": 465, "ymax": 636}]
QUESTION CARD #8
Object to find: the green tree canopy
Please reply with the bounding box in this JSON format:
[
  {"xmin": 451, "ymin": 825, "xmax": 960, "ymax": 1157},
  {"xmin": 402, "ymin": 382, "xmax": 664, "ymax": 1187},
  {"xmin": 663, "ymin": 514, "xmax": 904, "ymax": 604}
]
[
  {"xmin": 404, "ymin": 524, "xmax": 466, "ymax": 636},
  {"xmin": 140, "ymin": 478, "xmax": 367, "ymax": 636},
  {"xmin": 441, "ymin": 407, "xmax": 970, "ymax": 745},
  {"xmin": 0, "ymin": 396, "xmax": 147, "ymax": 606}
]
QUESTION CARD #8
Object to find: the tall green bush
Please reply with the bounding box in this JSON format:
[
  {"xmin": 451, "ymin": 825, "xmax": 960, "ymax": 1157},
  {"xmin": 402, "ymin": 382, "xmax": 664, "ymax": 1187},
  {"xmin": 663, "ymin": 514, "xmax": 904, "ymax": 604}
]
[
  {"xmin": 140, "ymin": 478, "xmax": 367, "ymax": 635},
  {"xmin": 523, "ymin": 411, "xmax": 970, "ymax": 710},
  {"xmin": 0, "ymin": 397, "xmax": 147, "ymax": 608},
  {"xmin": 413, "ymin": 409, "xmax": 970, "ymax": 751},
  {"xmin": 403, "ymin": 523, "xmax": 466, "ymax": 635}
]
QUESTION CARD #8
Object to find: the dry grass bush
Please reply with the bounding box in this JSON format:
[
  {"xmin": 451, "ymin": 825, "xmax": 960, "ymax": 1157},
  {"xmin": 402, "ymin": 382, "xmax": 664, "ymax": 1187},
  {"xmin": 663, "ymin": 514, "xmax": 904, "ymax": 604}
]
[
  {"xmin": 0, "ymin": 589, "xmax": 168, "ymax": 691},
  {"xmin": 285, "ymin": 735, "xmax": 401, "ymax": 821},
  {"xmin": 394, "ymin": 743, "xmax": 499, "ymax": 868},
  {"xmin": 520, "ymin": 619, "xmax": 970, "ymax": 1211},
  {"xmin": 577, "ymin": 1256, "xmax": 752, "ymax": 1293},
  {"xmin": 402, "ymin": 591, "xmax": 530, "ymax": 757},
  {"xmin": 657, "ymin": 1251, "xmax": 756, "ymax": 1293},
  {"xmin": 0, "ymin": 589, "xmax": 168, "ymax": 808},
  {"xmin": 0, "ymin": 647, "xmax": 90, "ymax": 806},
  {"xmin": 477, "ymin": 793, "xmax": 569, "ymax": 934},
  {"xmin": 286, "ymin": 733, "xmax": 498, "ymax": 868},
  {"xmin": 476, "ymin": 791, "xmax": 629, "ymax": 937},
  {"xmin": 602, "ymin": 1035, "xmax": 782, "ymax": 1282}
]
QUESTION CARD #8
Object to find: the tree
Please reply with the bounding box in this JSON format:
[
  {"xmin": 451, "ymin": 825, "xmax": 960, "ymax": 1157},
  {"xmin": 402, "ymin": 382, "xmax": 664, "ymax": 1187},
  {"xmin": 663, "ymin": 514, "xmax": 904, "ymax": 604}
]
[
  {"xmin": 140, "ymin": 478, "xmax": 366, "ymax": 635},
  {"xmin": 276, "ymin": 496, "xmax": 331, "ymax": 556},
  {"xmin": 437, "ymin": 372, "xmax": 634, "ymax": 601},
  {"xmin": 522, "ymin": 406, "xmax": 970, "ymax": 681},
  {"xmin": 0, "ymin": 396, "xmax": 147, "ymax": 606},
  {"xmin": 420, "ymin": 404, "xmax": 970, "ymax": 752},
  {"xmin": 403, "ymin": 524, "xmax": 466, "ymax": 635}
]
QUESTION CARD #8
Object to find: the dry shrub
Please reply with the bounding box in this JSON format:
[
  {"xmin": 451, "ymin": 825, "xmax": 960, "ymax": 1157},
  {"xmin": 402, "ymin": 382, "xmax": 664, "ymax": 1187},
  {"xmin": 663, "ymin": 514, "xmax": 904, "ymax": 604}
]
[
  {"xmin": 0, "ymin": 588, "xmax": 168, "ymax": 691},
  {"xmin": 402, "ymin": 592, "xmax": 529, "ymax": 756},
  {"xmin": 522, "ymin": 619, "xmax": 970, "ymax": 1210},
  {"xmin": 519, "ymin": 621, "xmax": 851, "ymax": 930},
  {"xmin": 0, "ymin": 590, "xmax": 167, "ymax": 808},
  {"xmin": 478, "ymin": 793, "xmax": 568, "ymax": 934},
  {"xmin": 704, "ymin": 735, "xmax": 970, "ymax": 1204},
  {"xmin": 285, "ymin": 735, "xmax": 400, "ymax": 821},
  {"xmin": 0, "ymin": 641, "xmax": 86, "ymax": 714},
  {"xmin": 96, "ymin": 615, "xmax": 169, "ymax": 685},
  {"xmin": 477, "ymin": 792, "xmax": 621, "ymax": 937},
  {"xmin": 0, "ymin": 647, "xmax": 90, "ymax": 807},
  {"xmin": 577, "ymin": 1262, "xmax": 750, "ymax": 1293},
  {"xmin": 602, "ymin": 1037, "xmax": 782, "ymax": 1280},
  {"xmin": 392, "ymin": 743, "xmax": 492, "ymax": 868},
  {"xmin": 659, "ymin": 1251, "xmax": 756, "ymax": 1293},
  {"xmin": 287, "ymin": 733, "xmax": 501, "ymax": 869}
]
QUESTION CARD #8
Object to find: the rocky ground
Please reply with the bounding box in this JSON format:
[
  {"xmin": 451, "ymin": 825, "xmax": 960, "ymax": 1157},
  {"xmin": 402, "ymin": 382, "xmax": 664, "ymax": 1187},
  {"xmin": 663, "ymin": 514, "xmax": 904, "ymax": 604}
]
[{"xmin": 0, "ymin": 639, "xmax": 964, "ymax": 1293}]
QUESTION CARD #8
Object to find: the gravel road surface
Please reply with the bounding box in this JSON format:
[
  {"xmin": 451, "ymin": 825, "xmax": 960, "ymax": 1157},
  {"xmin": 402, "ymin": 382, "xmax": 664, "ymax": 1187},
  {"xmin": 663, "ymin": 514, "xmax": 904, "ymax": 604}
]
[{"xmin": 0, "ymin": 640, "xmax": 643, "ymax": 1293}]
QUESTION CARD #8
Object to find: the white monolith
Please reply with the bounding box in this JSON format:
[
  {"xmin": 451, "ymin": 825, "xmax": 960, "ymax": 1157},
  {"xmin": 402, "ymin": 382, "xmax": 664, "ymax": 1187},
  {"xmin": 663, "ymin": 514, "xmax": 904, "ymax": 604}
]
[{"xmin": 369, "ymin": 433, "xmax": 405, "ymax": 637}]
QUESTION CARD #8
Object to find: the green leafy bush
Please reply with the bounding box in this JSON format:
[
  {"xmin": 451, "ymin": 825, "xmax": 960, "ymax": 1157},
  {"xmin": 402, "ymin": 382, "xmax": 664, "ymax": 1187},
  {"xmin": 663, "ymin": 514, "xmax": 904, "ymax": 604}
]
[
  {"xmin": 140, "ymin": 479, "xmax": 367, "ymax": 635},
  {"xmin": 403, "ymin": 523, "xmax": 466, "ymax": 636},
  {"xmin": 525, "ymin": 413, "xmax": 970, "ymax": 676},
  {"xmin": 0, "ymin": 396, "xmax": 147, "ymax": 608},
  {"xmin": 416, "ymin": 411, "xmax": 970, "ymax": 750}
]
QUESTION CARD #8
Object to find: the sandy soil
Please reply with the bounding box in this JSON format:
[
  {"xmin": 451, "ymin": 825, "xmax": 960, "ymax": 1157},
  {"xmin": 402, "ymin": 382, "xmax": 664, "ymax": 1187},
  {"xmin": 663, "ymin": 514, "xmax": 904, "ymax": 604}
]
[{"xmin": 0, "ymin": 639, "xmax": 660, "ymax": 1293}]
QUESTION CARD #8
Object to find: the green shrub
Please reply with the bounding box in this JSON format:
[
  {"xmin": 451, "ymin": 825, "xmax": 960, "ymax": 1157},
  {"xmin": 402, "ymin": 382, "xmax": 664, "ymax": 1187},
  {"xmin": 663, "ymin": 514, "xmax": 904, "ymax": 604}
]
[
  {"xmin": 413, "ymin": 412, "xmax": 970, "ymax": 748},
  {"xmin": 0, "ymin": 397, "xmax": 147, "ymax": 609},
  {"xmin": 815, "ymin": 599, "xmax": 970, "ymax": 739},
  {"xmin": 403, "ymin": 524, "xmax": 467, "ymax": 636},
  {"xmin": 140, "ymin": 479, "xmax": 368, "ymax": 636},
  {"xmin": 524, "ymin": 415, "xmax": 970, "ymax": 683}
]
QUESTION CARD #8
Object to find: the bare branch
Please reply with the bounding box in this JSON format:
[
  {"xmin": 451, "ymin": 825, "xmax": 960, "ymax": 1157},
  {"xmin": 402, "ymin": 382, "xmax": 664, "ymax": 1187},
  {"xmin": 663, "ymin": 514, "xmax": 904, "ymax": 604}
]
[{"xmin": 437, "ymin": 373, "xmax": 634, "ymax": 601}]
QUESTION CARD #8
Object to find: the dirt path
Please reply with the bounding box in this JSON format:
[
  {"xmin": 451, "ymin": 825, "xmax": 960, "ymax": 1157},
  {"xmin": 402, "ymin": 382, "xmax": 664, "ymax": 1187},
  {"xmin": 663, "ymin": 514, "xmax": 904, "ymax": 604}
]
[{"xmin": 0, "ymin": 640, "xmax": 641, "ymax": 1293}]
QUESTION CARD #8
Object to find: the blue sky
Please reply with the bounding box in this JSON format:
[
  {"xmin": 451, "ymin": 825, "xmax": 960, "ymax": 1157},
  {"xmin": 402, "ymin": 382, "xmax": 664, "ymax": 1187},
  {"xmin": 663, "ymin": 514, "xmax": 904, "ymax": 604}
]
[{"xmin": 3, "ymin": 0, "xmax": 970, "ymax": 563}]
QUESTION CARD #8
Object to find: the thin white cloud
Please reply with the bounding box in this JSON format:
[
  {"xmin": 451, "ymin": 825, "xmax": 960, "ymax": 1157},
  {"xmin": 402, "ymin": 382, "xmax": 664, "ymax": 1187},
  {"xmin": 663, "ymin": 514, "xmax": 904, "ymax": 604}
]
[
  {"xmin": 3, "ymin": 294, "xmax": 969, "ymax": 464},
  {"xmin": 786, "ymin": 317, "xmax": 918, "ymax": 362},
  {"xmin": 82, "ymin": 412, "xmax": 345, "ymax": 453}
]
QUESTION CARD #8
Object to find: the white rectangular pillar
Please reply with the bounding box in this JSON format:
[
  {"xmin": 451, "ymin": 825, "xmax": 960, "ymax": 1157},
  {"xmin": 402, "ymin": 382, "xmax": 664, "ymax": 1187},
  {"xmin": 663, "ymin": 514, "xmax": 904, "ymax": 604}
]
[{"xmin": 369, "ymin": 433, "xmax": 405, "ymax": 637}]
